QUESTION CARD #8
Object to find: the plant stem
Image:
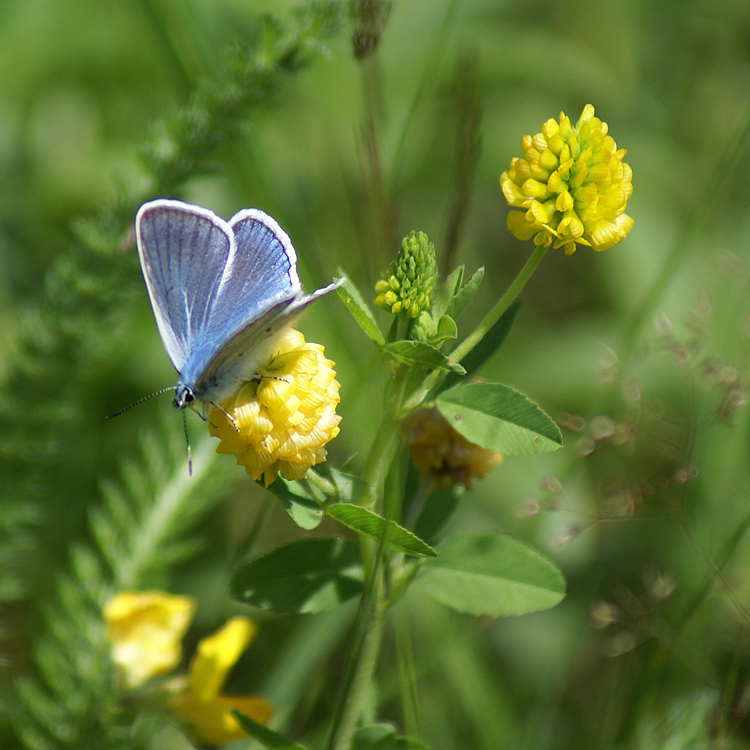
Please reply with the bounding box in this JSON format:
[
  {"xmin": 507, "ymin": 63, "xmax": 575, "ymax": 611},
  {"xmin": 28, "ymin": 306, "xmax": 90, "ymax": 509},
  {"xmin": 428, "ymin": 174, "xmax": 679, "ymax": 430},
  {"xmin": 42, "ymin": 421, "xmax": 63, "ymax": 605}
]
[
  {"xmin": 362, "ymin": 413, "xmax": 399, "ymax": 494},
  {"xmin": 452, "ymin": 243, "xmax": 548, "ymax": 363},
  {"xmin": 329, "ymin": 570, "xmax": 386, "ymax": 750},
  {"xmin": 401, "ymin": 243, "xmax": 549, "ymax": 414}
]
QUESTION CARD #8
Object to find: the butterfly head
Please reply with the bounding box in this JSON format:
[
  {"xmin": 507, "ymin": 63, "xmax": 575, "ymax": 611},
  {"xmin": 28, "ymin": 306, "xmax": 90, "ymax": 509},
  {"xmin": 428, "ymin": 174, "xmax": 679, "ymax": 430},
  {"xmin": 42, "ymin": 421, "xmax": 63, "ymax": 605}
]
[{"xmin": 174, "ymin": 386, "xmax": 195, "ymax": 410}]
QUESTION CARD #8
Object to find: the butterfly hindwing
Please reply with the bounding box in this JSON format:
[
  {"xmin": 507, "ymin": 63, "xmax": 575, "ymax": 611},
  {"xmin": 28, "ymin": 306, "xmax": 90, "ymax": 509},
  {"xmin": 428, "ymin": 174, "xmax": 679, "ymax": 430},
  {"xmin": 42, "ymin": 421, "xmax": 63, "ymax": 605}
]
[{"xmin": 200, "ymin": 209, "xmax": 301, "ymax": 348}]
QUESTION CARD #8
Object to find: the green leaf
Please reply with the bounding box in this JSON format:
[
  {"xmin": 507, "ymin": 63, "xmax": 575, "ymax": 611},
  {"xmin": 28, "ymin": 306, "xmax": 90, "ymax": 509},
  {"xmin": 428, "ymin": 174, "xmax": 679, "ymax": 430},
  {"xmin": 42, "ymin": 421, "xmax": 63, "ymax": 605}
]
[
  {"xmin": 433, "ymin": 265, "xmax": 464, "ymax": 319},
  {"xmin": 352, "ymin": 724, "xmax": 429, "ymax": 750},
  {"xmin": 436, "ymin": 382, "xmax": 562, "ymax": 454},
  {"xmin": 462, "ymin": 300, "xmax": 522, "ymax": 377},
  {"xmin": 412, "ymin": 486, "xmax": 460, "ymax": 546},
  {"xmin": 437, "ymin": 314, "xmax": 458, "ymax": 340},
  {"xmin": 384, "ymin": 341, "xmax": 465, "ymax": 374},
  {"xmin": 329, "ymin": 467, "xmax": 371, "ymax": 506},
  {"xmin": 416, "ymin": 533, "xmax": 566, "ymax": 617},
  {"xmin": 262, "ymin": 477, "xmax": 324, "ymax": 530},
  {"xmin": 326, "ymin": 504, "xmax": 437, "ymax": 557},
  {"xmin": 230, "ymin": 538, "xmax": 363, "ymax": 613},
  {"xmin": 231, "ymin": 710, "xmax": 309, "ymax": 750},
  {"xmin": 445, "ymin": 266, "xmax": 484, "ymax": 321},
  {"xmin": 442, "ymin": 300, "xmax": 522, "ymax": 390},
  {"xmin": 336, "ymin": 270, "xmax": 385, "ymax": 345}
]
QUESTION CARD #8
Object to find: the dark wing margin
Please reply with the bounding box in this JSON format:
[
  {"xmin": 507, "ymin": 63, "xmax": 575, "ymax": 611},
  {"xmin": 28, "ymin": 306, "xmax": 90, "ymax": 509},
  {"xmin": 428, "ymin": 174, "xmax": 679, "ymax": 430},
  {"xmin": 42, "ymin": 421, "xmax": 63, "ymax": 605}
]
[{"xmin": 135, "ymin": 199, "xmax": 234, "ymax": 373}]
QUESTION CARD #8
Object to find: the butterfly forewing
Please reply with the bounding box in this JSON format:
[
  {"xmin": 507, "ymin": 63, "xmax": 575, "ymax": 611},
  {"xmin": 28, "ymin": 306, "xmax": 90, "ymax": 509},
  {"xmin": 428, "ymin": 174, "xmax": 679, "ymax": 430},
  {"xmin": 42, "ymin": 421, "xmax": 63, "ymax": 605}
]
[{"xmin": 136, "ymin": 201, "xmax": 234, "ymax": 374}]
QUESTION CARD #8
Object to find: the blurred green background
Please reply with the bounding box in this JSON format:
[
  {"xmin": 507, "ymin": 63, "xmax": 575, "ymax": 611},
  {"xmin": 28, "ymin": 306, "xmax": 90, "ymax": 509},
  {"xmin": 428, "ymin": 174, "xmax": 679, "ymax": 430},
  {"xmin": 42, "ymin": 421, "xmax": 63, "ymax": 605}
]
[{"xmin": 3, "ymin": 0, "xmax": 750, "ymax": 748}]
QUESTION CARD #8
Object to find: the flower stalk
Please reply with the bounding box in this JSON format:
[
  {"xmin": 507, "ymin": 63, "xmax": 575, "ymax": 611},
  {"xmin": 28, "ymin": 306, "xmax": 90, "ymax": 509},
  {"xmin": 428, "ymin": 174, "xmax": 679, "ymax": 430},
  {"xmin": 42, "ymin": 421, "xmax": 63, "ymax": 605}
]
[{"xmin": 452, "ymin": 243, "xmax": 549, "ymax": 364}]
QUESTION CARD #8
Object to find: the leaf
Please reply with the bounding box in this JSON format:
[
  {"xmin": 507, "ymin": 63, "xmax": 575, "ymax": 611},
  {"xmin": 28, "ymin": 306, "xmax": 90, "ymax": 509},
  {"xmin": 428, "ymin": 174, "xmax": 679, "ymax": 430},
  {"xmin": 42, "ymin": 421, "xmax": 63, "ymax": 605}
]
[
  {"xmin": 384, "ymin": 341, "xmax": 465, "ymax": 374},
  {"xmin": 352, "ymin": 724, "xmax": 429, "ymax": 750},
  {"xmin": 412, "ymin": 486, "xmax": 460, "ymax": 546},
  {"xmin": 442, "ymin": 300, "xmax": 522, "ymax": 390},
  {"xmin": 436, "ymin": 314, "xmax": 458, "ymax": 341},
  {"xmin": 326, "ymin": 504, "xmax": 437, "ymax": 557},
  {"xmin": 336, "ymin": 269, "xmax": 385, "ymax": 345},
  {"xmin": 231, "ymin": 710, "xmax": 309, "ymax": 750},
  {"xmin": 329, "ymin": 467, "xmax": 371, "ymax": 506},
  {"xmin": 263, "ymin": 477, "xmax": 324, "ymax": 530},
  {"xmin": 436, "ymin": 382, "xmax": 562, "ymax": 454},
  {"xmin": 230, "ymin": 538, "xmax": 363, "ymax": 613},
  {"xmin": 416, "ymin": 533, "xmax": 566, "ymax": 617},
  {"xmin": 432, "ymin": 265, "xmax": 464, "ymax": 319},
  {"xmin": 445, "ymin": 266, "xmax": 485, "ymax": 322}
]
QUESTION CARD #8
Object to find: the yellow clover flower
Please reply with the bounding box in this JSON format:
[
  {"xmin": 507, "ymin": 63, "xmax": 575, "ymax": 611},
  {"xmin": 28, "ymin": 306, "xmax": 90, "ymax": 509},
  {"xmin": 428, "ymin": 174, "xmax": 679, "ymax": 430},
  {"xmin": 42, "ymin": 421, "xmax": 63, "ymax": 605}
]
[
  {"xmin": 404, "ymin": 407, "xmax": 502, "ymax": 489},
  {"xmin": 500, "ymin": 104, "xmax": 633, "ymax": 255},
  {"xmin": 208, "ymin": 329, "xmax": 341, "ymax": 486},
  {"xmin": 104, "ymin": 591, "xmax": 195, "ymax": 690},
  {"xmin": 168, "ymin": 616, "xmax": 272, "ymax": 746}
]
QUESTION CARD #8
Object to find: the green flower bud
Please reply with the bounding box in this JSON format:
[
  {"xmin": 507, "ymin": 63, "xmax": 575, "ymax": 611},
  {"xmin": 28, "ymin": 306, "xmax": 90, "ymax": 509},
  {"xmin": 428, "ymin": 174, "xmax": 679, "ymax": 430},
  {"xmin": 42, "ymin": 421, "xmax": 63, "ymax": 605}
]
[{"xmin": 374, "ymin": 231, "xmax": 438, "ymax": 318}]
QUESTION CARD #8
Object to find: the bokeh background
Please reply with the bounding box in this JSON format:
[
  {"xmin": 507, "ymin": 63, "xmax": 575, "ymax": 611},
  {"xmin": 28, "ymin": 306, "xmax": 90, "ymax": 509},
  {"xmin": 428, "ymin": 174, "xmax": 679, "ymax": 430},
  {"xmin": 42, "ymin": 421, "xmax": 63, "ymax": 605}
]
[{"xmin": 3, "ymin": 0, "xmax": 750, "ymax": 748}]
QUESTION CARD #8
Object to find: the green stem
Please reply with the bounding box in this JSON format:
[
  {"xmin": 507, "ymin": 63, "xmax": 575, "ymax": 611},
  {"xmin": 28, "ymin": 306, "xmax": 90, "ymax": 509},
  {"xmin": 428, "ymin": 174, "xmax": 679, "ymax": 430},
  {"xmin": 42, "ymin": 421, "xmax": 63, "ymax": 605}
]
[
  {"xmin": 452, "ymin": 243, "xmax": 549, "ymax": 364},
  {"xmin": 361, "ymin": 413, "xmax": 399, "ymax": 493},
  {"xmin": 401, "ymin": 243, "xmax": 549, "ymax": 414},
  {"xmin": 329, "ymin": 572, "xmax": 386, "ymax": 750}
]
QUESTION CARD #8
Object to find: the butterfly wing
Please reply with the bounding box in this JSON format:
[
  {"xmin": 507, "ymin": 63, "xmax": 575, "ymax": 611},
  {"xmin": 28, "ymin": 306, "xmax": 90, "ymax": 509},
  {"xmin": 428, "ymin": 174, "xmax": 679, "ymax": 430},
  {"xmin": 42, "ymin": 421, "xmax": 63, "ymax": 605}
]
[
  {"xmin": 201, "ymin": 209, "xmax": 301, "ymax": 345},
  {"xmin": 137, "ymin": 200, "xmax": 340, "ymax": 405},
  {"xmin": 135, "ymin": 200, "xmax": 235, "ymax": 376},
  {"xmin": 192, "ymin": 210, "xmax": 342, "ymax": 400}
]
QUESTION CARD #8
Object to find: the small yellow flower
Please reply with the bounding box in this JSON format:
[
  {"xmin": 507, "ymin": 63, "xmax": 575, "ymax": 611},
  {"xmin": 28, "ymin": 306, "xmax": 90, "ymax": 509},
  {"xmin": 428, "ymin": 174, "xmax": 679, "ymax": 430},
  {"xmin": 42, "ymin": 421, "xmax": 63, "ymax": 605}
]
[
  {"xmin": 404, "ymin": 407, "xmax": 502, "ymax": 489},
  {"xmin": 208, "ymin": 329, "xmax": 341, "ymax": 486},
  {"xmin": 168, "ymin": 616, "xmax": 272, "ymax": 746},
  {"xmin": 104, "ymin": 591, "xmax": 195, "ymax": 690},
  {"xmin": 500, "ymin": 104, "xmax": 633, "ymax": 255}
]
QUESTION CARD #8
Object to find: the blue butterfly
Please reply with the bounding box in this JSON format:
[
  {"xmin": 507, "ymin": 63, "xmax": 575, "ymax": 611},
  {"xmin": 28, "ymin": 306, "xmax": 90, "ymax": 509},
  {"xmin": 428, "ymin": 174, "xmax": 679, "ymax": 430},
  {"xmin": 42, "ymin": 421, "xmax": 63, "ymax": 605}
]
[{"xmin": 135, "ymin": 199, "xmax": 342, "ymax": 414}]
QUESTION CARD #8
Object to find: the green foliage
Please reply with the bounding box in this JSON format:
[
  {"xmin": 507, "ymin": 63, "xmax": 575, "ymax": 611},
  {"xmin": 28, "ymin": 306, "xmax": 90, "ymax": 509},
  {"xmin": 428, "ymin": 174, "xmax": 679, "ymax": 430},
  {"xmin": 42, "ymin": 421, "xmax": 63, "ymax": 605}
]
[
  {"xmin": 382, "ymin": 340, "xmax": 464, "ymax": 374},
  {"xmin": 416, "ymin": 533, "xmax": 566, "ymax": 617},
  {"xmin": 336, "ymin": 270, "xmax": 386, "ymax": 346},
  {"xmin": 232, "ymin": 709, "xmax": 310, "ymax": 750},
  {"xmin": 8, "ymin": 425, "xmax": 229, "ymax": 750},
  {"xmin": 262, "ymin": 476, "xmax": 326, "ymax": 530},
  {"xmin": 6, "ymin": 0, "xmax": 750, "ymax": 749},
  {"xmin": 230, "ymin": 538, "xmax": 363, "ymax": 613},
  {"xmin": 352, "ymin": 724, "xmax": 429, "ymax": 750},
  {"xmin": 435, "ymin": 382, "xmax": 563, "ymax": 454},
  {"xmin": 326, "ymin": 504, "xmax": 436, "ymax": 557}
]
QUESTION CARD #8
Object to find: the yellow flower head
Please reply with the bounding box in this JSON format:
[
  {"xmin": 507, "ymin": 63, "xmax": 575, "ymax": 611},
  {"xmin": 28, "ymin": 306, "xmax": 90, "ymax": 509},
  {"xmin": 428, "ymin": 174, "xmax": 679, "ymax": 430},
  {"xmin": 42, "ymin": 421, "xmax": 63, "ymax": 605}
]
[
  {"xmin": 208, "ymin": 329, "xmax": 341, "ymax": 486},
  {"xmin": 168, "ymin": 616, "xmax": 272, "ymax": 746},
  {"xmin": 104, "ymin": 591, "xmax": 195, "ymax": 690},
  {"xmin": 500, "ymin": 104, "xmax": 633, "ymax": 255},
  {"xmin": 404, "ymin": 407, "xmax": 502, "ymax": 489}
]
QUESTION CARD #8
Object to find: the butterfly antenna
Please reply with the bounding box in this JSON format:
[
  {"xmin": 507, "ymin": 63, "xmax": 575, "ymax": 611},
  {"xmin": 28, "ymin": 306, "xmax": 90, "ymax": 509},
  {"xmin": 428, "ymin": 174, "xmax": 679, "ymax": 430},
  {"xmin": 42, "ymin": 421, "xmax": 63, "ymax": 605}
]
[
  {"xmin": 106, "ymin": 387, "xmax": 177, "ymax": 419},
  {"xmin": 183, "ymin": 409, "xmax": 192, "ymax": 476}
]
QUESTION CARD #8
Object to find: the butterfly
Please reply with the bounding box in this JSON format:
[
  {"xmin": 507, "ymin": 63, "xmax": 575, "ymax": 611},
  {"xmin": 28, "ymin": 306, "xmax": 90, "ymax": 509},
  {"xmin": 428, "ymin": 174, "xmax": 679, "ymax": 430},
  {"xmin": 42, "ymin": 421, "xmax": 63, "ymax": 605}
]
[{"xmin": 134, "ymin": 198, "xmax": 342, "ymax": 416}]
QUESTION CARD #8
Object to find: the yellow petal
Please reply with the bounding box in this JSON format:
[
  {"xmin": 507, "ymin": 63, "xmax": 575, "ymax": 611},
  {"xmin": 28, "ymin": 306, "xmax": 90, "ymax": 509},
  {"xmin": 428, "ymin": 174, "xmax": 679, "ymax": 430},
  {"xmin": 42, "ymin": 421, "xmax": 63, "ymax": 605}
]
[
  {"xmin": 104, "ymin": 591, "xmax": 195, "ymax": 690},
  {"xmin": 506, "ymin": 210, "xmax": 538, "ymax": 240},
  {"xmin": 169, "ymin": 691, "xmax": 272, "ymax": 746},
  {"xmin": 190, "ymin": 617, "xmax": 257, "ymax": 702}
]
